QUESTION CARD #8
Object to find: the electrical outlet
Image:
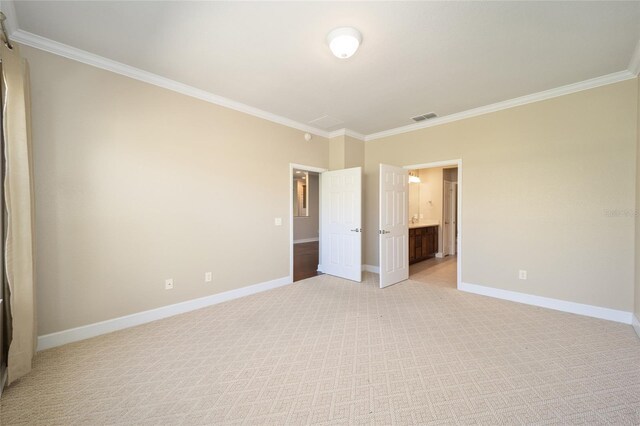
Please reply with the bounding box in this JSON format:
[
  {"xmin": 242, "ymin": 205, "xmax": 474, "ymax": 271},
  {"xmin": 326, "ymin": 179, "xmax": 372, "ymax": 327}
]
[
  {"xmin": 205, "ymin": 272, "xmax": 212, "ymax": 282},
  {"xmin": 518, "ymin": 270, "xmax": 527, "ymax": 280},
  {"xmin": 274, "ymin": 217, "xmax": 282, "ymax": 226},
  {"xmin": 165, "ymin": 278, "xmax": 174, "ymax": 290}
]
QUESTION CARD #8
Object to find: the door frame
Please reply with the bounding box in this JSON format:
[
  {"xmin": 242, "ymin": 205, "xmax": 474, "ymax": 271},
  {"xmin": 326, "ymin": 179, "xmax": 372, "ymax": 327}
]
[
  {"xmin": 289, "ymin": 163, "xmax": 328, "ymax": 282},
  {"xmin": 403, "ymin": 159, "xmax": 462, "ymax": 289}
]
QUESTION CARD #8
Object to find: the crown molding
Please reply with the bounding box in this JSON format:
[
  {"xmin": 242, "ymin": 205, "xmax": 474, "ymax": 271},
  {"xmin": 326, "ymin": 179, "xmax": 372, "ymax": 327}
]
[
  {"xmin": 364, "ymin": 70, "xmax": 636, "ymax": 141},
  {"xmin": 327, "ymin": 128, "xmax": 366, "ymax": 141},
  {"xmin": 6, "ymin": 22, "xmax": 639, "ymax": 144},
  {"xmin": 628, "ymin": 39, "xmax": 640, "ymax": 76},
  {"xmin": 327, "ymin": 129, "xmax": 346, "ymax": 139},
  {"xmin": 344, "ymin": 129, "xmax": 366, "ymax": 141},
  {"xmin": 10, "ymin": 29, "xmax": 332, "ymax": 139}
]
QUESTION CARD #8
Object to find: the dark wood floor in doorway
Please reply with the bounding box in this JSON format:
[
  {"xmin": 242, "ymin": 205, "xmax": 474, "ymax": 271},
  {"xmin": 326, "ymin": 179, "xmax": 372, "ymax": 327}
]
[{"xmin": 293, "ymin": 241, "xmax": 321, "ymax": 282}]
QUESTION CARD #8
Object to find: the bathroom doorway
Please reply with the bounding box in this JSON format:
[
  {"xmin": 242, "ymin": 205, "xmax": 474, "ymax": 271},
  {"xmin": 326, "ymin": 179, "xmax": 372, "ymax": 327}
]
[
  {"xmin": 289, "ymin": 164, "xmax": 326, "ymax": 282},
  {"xmin": 404, "ymin": 160, "xmax": 461, "ymax": 289}
]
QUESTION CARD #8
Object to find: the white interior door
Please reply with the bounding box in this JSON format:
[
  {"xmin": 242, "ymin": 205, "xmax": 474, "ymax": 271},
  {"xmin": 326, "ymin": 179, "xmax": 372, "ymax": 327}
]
[
  {"xmin": 320, "ymin": 167, "xmax": 362, "ymax": 282},
  {"xmin": 379, "ymin": 164, "xmax": 408, "ymax": 288},
  {"xmin": 443, "ymin": 181, "xmax": 456, "ymax": 255}
]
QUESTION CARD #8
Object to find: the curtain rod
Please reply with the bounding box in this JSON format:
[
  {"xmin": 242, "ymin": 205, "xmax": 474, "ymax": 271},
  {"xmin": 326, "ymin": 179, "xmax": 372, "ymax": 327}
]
[{"xmin": 0, "ymin": 12, "xmax": 13, "ymax": 49}]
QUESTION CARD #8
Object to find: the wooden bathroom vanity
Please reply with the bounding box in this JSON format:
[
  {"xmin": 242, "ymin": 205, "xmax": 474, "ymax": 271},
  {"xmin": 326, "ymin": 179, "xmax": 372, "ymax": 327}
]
[{"xmin": 409, "ymin": 224, "xmax": 438, "ymax": 264}]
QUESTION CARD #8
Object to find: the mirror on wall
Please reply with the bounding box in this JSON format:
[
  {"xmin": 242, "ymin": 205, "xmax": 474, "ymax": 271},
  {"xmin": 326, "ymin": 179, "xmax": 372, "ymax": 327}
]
[{"xmin": 293, "ymin": 170, "xmax": 309, "ymax": 217}]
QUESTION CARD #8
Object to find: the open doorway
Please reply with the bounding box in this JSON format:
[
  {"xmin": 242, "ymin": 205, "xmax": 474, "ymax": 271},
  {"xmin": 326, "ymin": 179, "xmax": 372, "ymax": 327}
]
[
  {"xmin": 404, "ymin": 161, "xmax": 461, "ymax": 289},
  {"xmin": 289, "ymin": 164, "xmax": 326, "ymax": 282}
]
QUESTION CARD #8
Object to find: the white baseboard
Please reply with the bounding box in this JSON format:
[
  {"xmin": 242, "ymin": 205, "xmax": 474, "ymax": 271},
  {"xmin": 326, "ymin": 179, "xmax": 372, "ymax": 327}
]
[
  {"xmin": 362, "ymin": 264, "xmax": 380, "ymax": 274},
  {"xmin": 293, "ymin": 238, "xmax": 319, "ymax": 244},
  {"xmin": 37, "ymin": 275, "xmax": 292, "ymax": 351},
  {"xmin": 633, "ymin": 314, "xmax": 640, "ymax": 339},
  {"xmin": 459, "ymin": 282, "xmax": 633, "ymax": 324}
]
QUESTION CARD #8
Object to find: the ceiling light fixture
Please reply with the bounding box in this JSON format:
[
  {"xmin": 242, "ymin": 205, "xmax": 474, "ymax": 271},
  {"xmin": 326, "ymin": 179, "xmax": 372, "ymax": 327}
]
[{"xmin": 327, "ymin": 27, "xmax": 362, "ymax": 59}]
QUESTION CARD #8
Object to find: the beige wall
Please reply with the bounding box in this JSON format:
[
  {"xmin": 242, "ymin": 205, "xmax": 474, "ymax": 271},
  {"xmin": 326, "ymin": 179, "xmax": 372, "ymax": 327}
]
[
  {"xmin": 23, "ymin": 45, "xmax": 329, "ymax": 335},
  {"xmin": 418, "ymin": 168, "xmax": 444, "ymax": 224},
  {"xmin": 344, "ymin": 136, "xmax": 364, "ymax": 169},
  {"xmin": 329, "ymin": 136, "xmax": 345, "ymax": 170},
  {"xmin": 329, "ymin": 135, "xmax": 365, "ymax": 170},
  {"xmin": 293, "ymin": 173, "xmax": 319, "ymax": 241},
  {"xmin": 408, "ymin": 168, "xmax": 445, "ymax": 226},
  {"xmin": 408, "ymin": 179, "xmax": 420, "ymax": 220},
  {"xmin": 419, "ymin": 167, "xmax": 444, "ymax": 251},
  {"xmin": 22, "ymin": 41, "xmax": 640, "ymax": 335},
  {"xmin": 636, "ymin": 76, "xmax": 640, "ymax": 319},
  {"xmin": 364, "ymin": 79, "xmax": 638, "ymax": 312}
]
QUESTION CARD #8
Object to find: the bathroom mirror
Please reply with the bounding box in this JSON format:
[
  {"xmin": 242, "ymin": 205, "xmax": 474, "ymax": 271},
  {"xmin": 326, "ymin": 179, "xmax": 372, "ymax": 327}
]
[{"xmin": 293, "ymin": 170, "xmax": 309, "ymax": 217}]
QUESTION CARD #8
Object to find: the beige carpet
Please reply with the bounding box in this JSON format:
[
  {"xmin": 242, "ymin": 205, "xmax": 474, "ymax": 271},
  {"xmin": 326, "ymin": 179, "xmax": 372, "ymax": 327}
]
[{"xmin": 1, "ymin": 273, "xmax": 639, "ymax": 425}]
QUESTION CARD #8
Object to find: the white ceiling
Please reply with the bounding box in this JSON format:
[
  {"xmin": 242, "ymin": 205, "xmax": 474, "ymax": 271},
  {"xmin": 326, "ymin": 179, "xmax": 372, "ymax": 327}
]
[{"xmin": 7, "ymin": 1, "xmax": 640, "ymax": 136}]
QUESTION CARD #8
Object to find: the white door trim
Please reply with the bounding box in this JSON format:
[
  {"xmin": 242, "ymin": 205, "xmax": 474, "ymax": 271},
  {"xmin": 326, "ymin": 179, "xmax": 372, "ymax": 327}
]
[
  {"xmin": 403, "ymin": 159, "xmax": 462, "ymax": 289},
  {"xmin": 289, "ymin": 163, "xmax": 328, "ymax": 281}
]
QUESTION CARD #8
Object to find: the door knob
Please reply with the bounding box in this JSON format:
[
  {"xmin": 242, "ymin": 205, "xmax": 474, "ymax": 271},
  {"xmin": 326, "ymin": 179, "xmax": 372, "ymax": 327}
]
[
  {"xmin": 350, "ymin": 228, "xmax": 361, "ymax": 232},
  {"xmin": 379, "ymin": 230, "xmax": 390, "ymax": 234}
]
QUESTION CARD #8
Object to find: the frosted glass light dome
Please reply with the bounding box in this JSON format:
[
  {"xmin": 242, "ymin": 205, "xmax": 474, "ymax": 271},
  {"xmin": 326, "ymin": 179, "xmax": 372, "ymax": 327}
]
[{"xmin": 327, "ymin": 27, "xmax": 362, "ymax": 59}]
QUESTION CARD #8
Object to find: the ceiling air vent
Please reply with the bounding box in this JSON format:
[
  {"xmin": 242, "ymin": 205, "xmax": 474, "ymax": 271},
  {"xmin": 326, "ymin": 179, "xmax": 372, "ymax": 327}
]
[{"xmin": 411, "ymin": 112, "xmax": 438, "ymax": 122}]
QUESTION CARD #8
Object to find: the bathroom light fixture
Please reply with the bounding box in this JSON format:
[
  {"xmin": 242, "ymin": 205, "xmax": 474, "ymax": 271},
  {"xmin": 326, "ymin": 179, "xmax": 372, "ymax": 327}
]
[
  {"xmin": 327, "ymin": 27, "xmax": 362, "ymax": 59},
  {"xmin": 409, "ymin": 171, "xmax": 421, "ymax": 183}
]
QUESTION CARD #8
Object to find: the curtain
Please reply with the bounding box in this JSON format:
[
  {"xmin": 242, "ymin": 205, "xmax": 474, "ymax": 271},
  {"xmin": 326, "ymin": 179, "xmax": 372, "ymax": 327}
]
[{"xmin": 1, "ymin": 42, "xmax": 36, "ymax": 384}]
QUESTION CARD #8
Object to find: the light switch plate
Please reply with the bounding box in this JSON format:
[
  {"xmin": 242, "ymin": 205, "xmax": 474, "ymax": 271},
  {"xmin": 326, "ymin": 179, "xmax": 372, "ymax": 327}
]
[{"xmin": 275, "ymin": 217, "xmax": 282, "ymax": 226}]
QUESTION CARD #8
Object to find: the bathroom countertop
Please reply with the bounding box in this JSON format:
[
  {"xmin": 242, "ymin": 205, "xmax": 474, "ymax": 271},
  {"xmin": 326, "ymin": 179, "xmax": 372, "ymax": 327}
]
[{"xmin": 409, "ymin": 221, "xmax": 440, "ymax": 229}]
